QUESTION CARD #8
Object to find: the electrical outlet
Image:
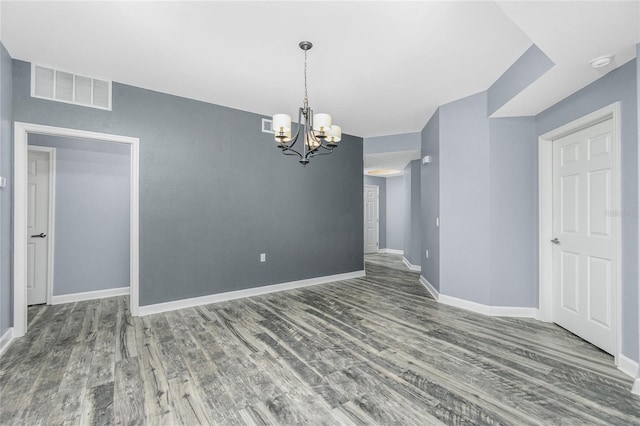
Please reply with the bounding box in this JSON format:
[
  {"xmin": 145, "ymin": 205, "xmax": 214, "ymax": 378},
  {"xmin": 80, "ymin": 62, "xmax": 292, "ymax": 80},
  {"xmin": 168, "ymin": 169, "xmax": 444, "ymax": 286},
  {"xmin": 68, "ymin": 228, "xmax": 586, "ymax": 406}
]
[
  {"xmin": 260, "ymin": 253, "xmax": 266, "ymax": 262},
  {"xmin": 425, "ymin": 250, "xmax": 429, "ymax": 259}
]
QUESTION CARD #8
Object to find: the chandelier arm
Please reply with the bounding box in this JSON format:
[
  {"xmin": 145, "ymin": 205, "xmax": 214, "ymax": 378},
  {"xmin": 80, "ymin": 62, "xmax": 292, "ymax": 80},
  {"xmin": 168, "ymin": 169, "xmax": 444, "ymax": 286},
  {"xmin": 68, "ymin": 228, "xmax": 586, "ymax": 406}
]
[
  {"xmin": 304, "ymin": 144, "xmax": 329, "ymax": 159},
  {"xmin": 306, "ymin": 109, "xmax": 323, "ymax": 154},
  {"xmin": 308, "ymin": 129, "xmax": 321, "ymax": 143},
  {"xmin": 286, "ymin": 107, "xmax": 305, "ymax": 150},
  {"xmin": 303, "ymin": 108, "xmax": 313, "ymax": 158},
  {"xmin": 304, "ymin": 133, "xmax": 322, "ymax": 155},
  {"xmin": 303, "ymin": 117, "xmax": 313, "ymax": 158},
  {"xmin": 309, "ymin": 148, "xmax": 334, "ymax": 157},
  {"xmin": 281, "ymin": 146, "xmax": 303, "ymax": 159}
]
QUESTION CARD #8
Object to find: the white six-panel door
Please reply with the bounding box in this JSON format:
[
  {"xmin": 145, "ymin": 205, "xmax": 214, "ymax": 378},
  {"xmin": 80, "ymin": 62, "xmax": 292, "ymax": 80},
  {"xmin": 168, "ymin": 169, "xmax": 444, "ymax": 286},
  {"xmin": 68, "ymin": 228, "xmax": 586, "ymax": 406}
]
[
  {"xmin": 552, "ymin": 118, "xmax": 617, "ymax": 354},
  {"xmin": 364, "ymin": 185, "xmax": 379, "ymax": 254},
  {"xmin": 26, "ymin": 149, "xmax": 51, "ymax": 305}
]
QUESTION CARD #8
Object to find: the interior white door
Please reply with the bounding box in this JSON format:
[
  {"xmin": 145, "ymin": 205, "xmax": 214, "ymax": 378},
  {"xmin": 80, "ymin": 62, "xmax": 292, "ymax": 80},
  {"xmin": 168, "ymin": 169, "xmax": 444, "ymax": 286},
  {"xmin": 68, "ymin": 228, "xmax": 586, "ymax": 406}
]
[
  {"xmin": 552, "ymin": 118, "xmax": 617, "ymax": 354},
  {"xmin": 364, "ymin": 185, "xmax": 379, "ymax": 254},
  {"xmin": 27, "ymin": 149, "xmax": 51, "ymax": 305}
]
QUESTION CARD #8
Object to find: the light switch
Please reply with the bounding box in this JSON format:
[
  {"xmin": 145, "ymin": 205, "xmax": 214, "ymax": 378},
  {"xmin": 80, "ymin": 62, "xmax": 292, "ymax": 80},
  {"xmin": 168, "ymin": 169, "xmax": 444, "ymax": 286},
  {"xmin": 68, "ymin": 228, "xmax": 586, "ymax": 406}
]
[
  {"xmin": 436, "ymin": 217, "xmax": 440, "ymax": 227},
  {"xmin": 260, "ymin": 253, "xmax": 266, "ymax": 262},
  {"xmin": 0, "ymin": 177, "xmax": 6, "ymax": 188}
]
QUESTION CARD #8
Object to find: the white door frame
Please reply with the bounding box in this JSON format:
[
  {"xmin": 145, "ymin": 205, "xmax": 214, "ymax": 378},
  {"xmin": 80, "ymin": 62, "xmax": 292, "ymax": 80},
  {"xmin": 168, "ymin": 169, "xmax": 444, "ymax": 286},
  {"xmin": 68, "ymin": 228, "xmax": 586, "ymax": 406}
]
[
  {"xmin": 364, "ymin": 184, "xmax": 379, "ymax": 253},
  {"xmin": 13, "ymin": 122, "xmax": 141, "ymax": 338},
  {"xmin": 537, "ymin": 102, "xmax": 622, "ymax": 364},
  {"xmin": 26, "ymin": 145, "xmax": 57, "ymax": 305}
]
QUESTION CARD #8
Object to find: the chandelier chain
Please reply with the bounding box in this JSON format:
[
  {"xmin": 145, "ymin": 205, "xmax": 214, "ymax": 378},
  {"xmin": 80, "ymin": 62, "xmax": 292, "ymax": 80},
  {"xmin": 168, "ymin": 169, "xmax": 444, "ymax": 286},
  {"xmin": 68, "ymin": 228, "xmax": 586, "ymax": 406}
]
[{"xmin": 303, "ymin": 49, "xmax": 309, "ymax": 110}]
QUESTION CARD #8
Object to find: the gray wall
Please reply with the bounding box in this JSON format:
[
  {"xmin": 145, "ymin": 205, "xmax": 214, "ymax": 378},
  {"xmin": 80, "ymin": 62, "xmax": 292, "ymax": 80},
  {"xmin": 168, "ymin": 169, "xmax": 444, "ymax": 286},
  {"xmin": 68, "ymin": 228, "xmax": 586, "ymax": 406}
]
[
  {"xmin": 488, "ymin": 117, "xmax": 537, "ymax": 306},
  {"xmin": 364, "ymin": 175, "xmax": 386, "ymax": 250},
  {"xmin": 0, "ymin": 43, "xmax": 13, "ymax": 336},
  {"xmin": 420, "ymin": 109, "xmax": 440, "ymax": 290},
  {"xmin": 487, "ymin": 44, "xmax": 554, "ymax": 116},
  {"xmin": 385, "ymin": 176, "xmax": 404, "ymax": 251},
  {"xmin": 12, "ymin": 59, "xmax": 364, "ymax": 306},
  {"xmin": 363, "ymin": 132, "xmax": 420, "ymax": 155},
  {"xmin": 439, "ymin": 92, "xmax": 492, "ymax": 304},
  {"xmin": 29, "ymin": 135, "xmax": 130, "ymax": 296},
  {"xmin": 536, "ymin": 59, "xmax": 638, "ymax": 362},
  {"xmin": 403, "ymin": 160, "xmax": 421, "ymax": 266}
]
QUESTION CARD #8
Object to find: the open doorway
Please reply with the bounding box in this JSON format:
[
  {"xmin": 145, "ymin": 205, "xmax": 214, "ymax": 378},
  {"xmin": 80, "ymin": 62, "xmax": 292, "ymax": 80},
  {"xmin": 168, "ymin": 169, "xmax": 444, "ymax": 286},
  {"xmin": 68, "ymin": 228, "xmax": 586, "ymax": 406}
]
[
  {"xmin": 27, "ymin": 134, "xmax": 132, "ymax": 309},
  {"xmin": 13, "ymin": 122, "xmax": 140, "ymax": 338}
]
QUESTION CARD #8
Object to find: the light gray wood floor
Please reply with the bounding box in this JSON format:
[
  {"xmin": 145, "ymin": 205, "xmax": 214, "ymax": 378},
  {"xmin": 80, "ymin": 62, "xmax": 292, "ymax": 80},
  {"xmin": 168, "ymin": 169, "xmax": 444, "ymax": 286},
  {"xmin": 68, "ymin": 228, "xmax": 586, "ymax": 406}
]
[{"xmin": 1, "ymin": 253, "xmax": 639, "ymax": 425}]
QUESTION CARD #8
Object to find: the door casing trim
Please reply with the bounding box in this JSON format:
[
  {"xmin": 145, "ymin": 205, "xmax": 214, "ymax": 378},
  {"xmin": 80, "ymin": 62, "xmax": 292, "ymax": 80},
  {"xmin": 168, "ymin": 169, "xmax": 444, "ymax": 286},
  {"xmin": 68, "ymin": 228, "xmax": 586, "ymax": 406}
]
[
  {"xmin": 13, "ymin": 122, "xmax": 140, "ymax": 338},
  {"xmin": 537, "ymin": 102, "xmax": 622, "ymax": 365}
]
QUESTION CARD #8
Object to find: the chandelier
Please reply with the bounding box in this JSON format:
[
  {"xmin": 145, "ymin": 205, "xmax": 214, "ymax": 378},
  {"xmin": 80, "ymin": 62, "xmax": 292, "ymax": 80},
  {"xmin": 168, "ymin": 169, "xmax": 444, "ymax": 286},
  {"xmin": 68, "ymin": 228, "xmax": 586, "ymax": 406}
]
[{"xmin": 272, "ymin": 41, "xmax": 341, "ymax": 166}]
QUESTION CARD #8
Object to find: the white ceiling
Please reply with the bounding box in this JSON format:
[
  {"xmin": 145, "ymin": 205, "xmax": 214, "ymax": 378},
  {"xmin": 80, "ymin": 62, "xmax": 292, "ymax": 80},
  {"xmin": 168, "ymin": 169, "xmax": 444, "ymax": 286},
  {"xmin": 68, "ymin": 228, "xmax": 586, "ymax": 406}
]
[
  {"xmin": 1, "ymin": 1, "xmax": 638, "ymax": 139},
  {"xmin": 494, "ymin": 1, "xmax": 640, "ymax": 117}
]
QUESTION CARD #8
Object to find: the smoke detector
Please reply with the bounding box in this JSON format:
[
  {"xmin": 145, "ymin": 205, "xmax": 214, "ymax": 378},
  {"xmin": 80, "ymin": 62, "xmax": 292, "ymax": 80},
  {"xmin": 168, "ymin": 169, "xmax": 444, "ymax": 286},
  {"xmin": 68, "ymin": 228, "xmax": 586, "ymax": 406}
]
[{"xmin": 590, "ymin": 55, "xmax": 613, "ymax": 68}]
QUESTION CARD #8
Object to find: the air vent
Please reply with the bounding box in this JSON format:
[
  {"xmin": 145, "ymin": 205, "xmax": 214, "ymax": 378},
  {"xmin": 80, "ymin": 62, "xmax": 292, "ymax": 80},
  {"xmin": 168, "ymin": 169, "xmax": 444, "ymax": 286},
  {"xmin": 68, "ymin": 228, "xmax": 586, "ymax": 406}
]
[
  {"xmin": 31, "ymin": 64, "xmax": 112, "ymax": 110},
  {"xmin": 261, "ymin": 118, "xmax": 274, "ymax": 134}
]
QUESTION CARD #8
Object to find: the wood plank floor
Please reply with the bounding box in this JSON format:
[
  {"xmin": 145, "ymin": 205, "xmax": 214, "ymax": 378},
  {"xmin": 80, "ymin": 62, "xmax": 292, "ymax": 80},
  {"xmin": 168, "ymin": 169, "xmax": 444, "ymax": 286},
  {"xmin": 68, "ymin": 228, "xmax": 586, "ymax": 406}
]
[{"xmin": 1, "ymin": 253, "xmax": 639, "ymax": 425}]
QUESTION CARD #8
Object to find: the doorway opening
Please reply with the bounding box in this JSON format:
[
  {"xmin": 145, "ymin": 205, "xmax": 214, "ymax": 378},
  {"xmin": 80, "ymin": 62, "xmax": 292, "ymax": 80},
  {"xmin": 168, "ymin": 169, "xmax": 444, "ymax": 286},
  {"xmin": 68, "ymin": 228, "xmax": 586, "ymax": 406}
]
[{"xmin": 13, "ymin": 122, "xmax": 140, "ymax": 338}]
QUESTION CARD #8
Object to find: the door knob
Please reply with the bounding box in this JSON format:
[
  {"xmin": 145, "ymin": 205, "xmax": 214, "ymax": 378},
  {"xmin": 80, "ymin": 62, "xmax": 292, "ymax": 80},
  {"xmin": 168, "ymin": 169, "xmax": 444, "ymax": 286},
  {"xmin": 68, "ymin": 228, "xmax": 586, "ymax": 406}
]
[
  {"xmin": 551, "ymin": 237, "xmax": 560, "ymax": 245},
  {"xmin": 31, "ymin": 232, "xmax": 47, "ymax": 238}
]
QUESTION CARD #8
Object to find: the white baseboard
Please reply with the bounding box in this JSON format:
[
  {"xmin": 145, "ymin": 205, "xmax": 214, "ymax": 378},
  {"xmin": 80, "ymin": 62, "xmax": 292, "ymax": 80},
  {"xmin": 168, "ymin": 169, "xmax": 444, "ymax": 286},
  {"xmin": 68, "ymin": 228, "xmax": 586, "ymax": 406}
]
[
  {"xmin": 617, "ymin": 353, "xmax": 639, "ymax": 380},
  {"xmin": 402, "ymin": 257, "xmax": 421, "ymax": 272},
  {"xmin": 379, "ymin": 248, "xmax": 403, "ymax": 255},
  {"xmin": 51, "ymin": 286, "xmax": 130, "ymax": 305},
  {"xmin": 0, "ymin": 327, "xmax": 14, "ymax": 357},
  {"xmin": 419, "ymin": 275, "xmax": 440, "ymax": 300},
  {"xmin": 437, "ymin": 293, "xmax": 538, "ymax": 317},
  {"xmin": 486, "ymin": 305, "xmax": 539, "ymax": 318},
  {"xmin": 632, "ymin": 377, "xmax": 640, "ymax": 395},
  {"xmin": 139, "ymin": 270, "xmax": 366, "ymax": 316}
]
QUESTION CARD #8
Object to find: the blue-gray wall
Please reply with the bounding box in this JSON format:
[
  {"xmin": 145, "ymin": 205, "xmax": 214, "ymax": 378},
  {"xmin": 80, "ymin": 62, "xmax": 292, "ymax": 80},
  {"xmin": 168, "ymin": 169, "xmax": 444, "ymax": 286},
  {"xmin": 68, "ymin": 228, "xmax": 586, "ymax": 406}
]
[
  {"xmin": 436, "ymin": 92, "xmax": 538, "ymax": 307},
  {"xmin": 364, "ymin": 175, "xmax": 386, "ymax": 250},
  {"xmin": 417, "ymin": 52, "xmax": 638, "ymax": 364},
  {"xmin": 29, "ymin": 135, "xmax": 130, "ymax": 296},
  {"xmin": 488, "ymin": 117, "xmax": 537, "ymax": 306},
  {"xmin": 420, "ymin": 109, "xmax": 440, "ymax": 290},
  {"xmin": 487, "ymin": 44, "xmax": 554, "ymax": 116},
  {"xmin": 403, "ymin": 160, "xmax": 421, "ymax": 266},
  {"xmin": 0, "ymin": 43, "xmax": 13, "ymax": 336},
  {"xmin": 363, "ymin": 132, "xmax": 420, "ymax": 155},
  {"xmin": 385, "ymin": 176, "xmax": 404, "ymax": 252},
  {"xmin": 12, "ymin": 59, "xmax": 364, "ymax": 306},
  {"xmin": 439, "ymin": 92, "xmax": 492, "ymax": 304},
  {"xmin": 536, "ymin": 59, "xmax": 638, "ymax": 363}
]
